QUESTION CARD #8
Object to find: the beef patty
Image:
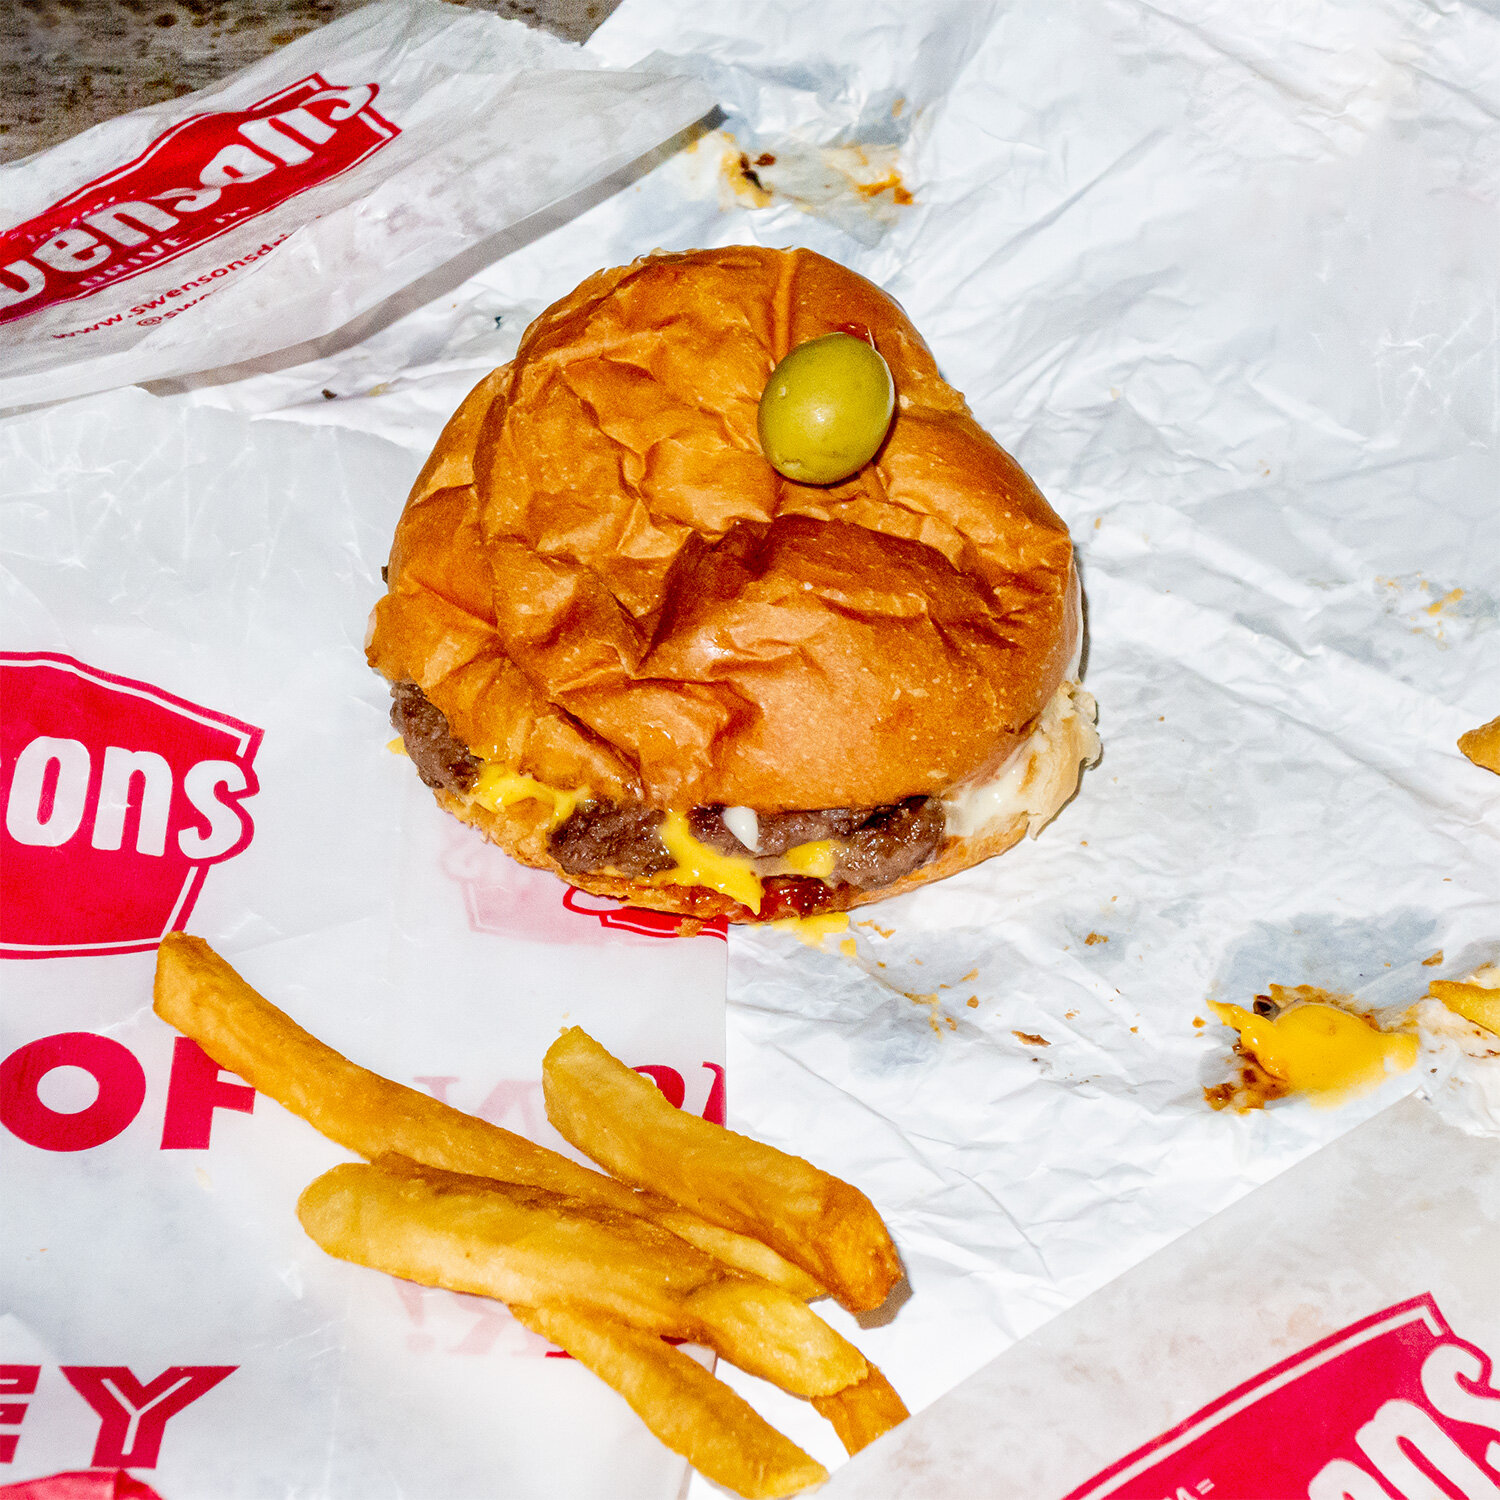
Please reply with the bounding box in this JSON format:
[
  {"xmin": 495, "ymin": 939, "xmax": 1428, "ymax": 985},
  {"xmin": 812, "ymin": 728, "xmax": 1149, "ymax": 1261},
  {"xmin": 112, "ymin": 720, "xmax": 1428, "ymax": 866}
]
[
  {"xmin": 389, "ymin": 680, "xmax": 479, "ymax": 793},
  {"xmin": 390, "ymin": 681, "xmax": 949, "ymax": 897}
]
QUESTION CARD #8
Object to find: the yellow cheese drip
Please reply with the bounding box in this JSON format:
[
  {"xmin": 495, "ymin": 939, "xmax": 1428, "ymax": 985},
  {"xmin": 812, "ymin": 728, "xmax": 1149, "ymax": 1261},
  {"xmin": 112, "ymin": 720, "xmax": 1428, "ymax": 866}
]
[
  {"xmin": 1209, "ymin": 1000, "xmax": 1417, "ymax": 1105},
  {"xmin": 769, "ymin": 910, "xmax": 850, "ymax": 946},
  {"xmin": 782, "ymin": 840, "xmax": 837, "ymax": 877},
  {"xmin": 651, "ymin": 809, "xmax": 764, "ymax": 913},
  {"xmin": 470, "ymin": 764, "xmax": 586, "ymax": 831}
]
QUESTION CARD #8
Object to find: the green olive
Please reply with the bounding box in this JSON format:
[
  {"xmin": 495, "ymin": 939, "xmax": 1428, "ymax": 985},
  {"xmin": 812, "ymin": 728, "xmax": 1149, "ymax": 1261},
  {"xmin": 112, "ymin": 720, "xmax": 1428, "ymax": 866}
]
[{"xmin": 757, "ymin": 333, "xmax": 896, "ymax": 485}]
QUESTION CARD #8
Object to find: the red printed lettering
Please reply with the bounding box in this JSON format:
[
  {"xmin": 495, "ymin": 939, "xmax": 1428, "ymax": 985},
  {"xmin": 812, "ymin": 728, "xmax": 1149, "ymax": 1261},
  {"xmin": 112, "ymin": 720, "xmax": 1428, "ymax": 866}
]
[
  {"xmin": 159, "ymin": 1036, "xmax": 255, "ymax": 1149},
  {"xmin": 0, "ymin": 74, "xmax": 398, "ymax": 328},
  {"xmin": 91, "ymin": 747, "xmax": 173, "ymax": 856},
  {"xmin": 60, "ymin": 1365, "xmax": 234, "ymax": 1467},
  {"xmin": 0, "ymin": 1033, "xmax": 146, "ymax": 1151},
  {"xmin": 1352, "ymin": 1398, "xmax": 1500, "ymax": 1498},
  {"xmin": 0, "ymin": 655, "xmax": 261, "ymax": 958},
  {"xmin": 0, "ymin": 1366, "xmax": 39, "ymax": 1465},
  {"xmin": 634, "ymin": 1064, "xmax": 685, "ymax": 1109},
  {"xmin": 701, "ymin": 1061, "xmax": 726, "ymax": 1125},
  {"xmin": 5, "ymin": 736, "xmax": 91, "ymax": 847},
  {"xmin": 1067, "ymin": 1295, "xmax": 1500, "ymax": 1500}
]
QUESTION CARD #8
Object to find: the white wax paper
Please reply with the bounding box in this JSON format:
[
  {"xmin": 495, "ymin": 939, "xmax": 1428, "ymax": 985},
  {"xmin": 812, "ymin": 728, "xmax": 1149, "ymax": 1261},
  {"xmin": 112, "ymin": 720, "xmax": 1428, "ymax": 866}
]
[
  {"xmin": 822, "ymin": 1093, "xmax": 1500, "ymax": 1497},
  {"xmin": 0, "ymin": 391, "xmax": 726, "ymax": 1497},
  {"xmin": 4, "ymin": 0, "xmax": 1499, "ymax": 1493}
]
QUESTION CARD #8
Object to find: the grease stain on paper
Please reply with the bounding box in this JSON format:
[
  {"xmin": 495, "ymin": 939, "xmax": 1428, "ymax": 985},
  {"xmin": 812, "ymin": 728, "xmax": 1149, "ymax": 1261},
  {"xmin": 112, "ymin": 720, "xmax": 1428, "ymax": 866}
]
[{"xmin": 704, "ymin": 129, "xmax": 915, "ymax": 244}]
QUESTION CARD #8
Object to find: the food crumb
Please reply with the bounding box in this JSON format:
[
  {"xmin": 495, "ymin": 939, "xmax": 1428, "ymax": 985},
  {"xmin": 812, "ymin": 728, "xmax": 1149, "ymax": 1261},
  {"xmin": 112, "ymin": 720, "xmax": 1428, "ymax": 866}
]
[
  {"xmin": 1423, "ymin": 950, "xmax": 1445, "ymax": 966},
  {"xmin": 1085, "ymin": 932, "xmax": 1108, "ymax": 946},
  {"xmin": 1012, "ymin": 1030, "xmax": 1049, "ymax": 1047},
  {"xmin": 945, "ymin": 1015, "xmax": 957, "ymax": 1031},
  {"xmin": 959, "ymin": 969, "xmax": 978, "ymax": 982},
  {"xmin": 1192, "ymin": 1015, "xmax": 1206, "ymax": 1028},
  {"xmin": 1130, "ymin": 1026, "xmax": 1139, "ymax": 1034},
  {"xmin": 966, "ymin": 997, "xmax": 979, "ymax": 1008},
  {"xmin": 1064, "ymin": 1009, "xmax": 1078, "ymax": 1020}
]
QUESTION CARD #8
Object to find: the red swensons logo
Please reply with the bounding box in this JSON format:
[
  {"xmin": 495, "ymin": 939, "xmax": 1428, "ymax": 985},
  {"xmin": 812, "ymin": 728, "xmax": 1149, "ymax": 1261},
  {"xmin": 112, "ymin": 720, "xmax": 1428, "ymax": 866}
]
[
  {"xmin": 0, "ymin": 74, "xmax": 397, "ymax": 326},
  {"xmin": 0, "ymin": 654, "xmax": 262, "ymax": 958},
  {"xmin": 1066, "ymin": 1293, "xmax": 1500, "ymax": 1500}
]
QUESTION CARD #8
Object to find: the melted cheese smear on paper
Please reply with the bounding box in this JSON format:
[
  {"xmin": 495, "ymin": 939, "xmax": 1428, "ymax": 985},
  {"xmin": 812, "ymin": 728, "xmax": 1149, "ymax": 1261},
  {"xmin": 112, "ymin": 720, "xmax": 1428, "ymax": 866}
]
[{"xmin": 1209, "ymin": 991, "xmax": 1418, "ymax": 1108}]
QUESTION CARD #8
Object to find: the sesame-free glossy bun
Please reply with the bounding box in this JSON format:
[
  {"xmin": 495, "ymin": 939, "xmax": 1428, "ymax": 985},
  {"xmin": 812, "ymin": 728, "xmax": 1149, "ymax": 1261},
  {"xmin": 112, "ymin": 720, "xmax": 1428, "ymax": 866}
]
[{"xmin": 367, "ymin": 247, "xmax": 1081, "ymax": 912}]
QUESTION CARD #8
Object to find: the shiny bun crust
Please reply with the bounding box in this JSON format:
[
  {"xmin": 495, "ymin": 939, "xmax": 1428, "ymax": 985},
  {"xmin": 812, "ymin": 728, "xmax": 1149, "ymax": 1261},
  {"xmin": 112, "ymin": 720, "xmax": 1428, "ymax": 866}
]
[{"xmin": 368, "ymin": 247, "xmax": 1079, "ymax": 906}]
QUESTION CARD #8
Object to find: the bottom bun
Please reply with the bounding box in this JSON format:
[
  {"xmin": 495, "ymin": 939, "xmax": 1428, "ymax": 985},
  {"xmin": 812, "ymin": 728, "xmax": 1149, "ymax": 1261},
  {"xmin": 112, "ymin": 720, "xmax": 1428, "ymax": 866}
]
[{"xmin": 439, "ymin": 787, "xmax": 1030, "ymax": 924}]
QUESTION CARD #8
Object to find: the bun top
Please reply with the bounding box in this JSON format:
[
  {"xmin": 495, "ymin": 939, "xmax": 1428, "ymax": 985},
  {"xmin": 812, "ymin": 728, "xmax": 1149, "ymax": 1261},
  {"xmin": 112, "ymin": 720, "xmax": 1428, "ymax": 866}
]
[{"xmin": 369, "ymin": 246, "xmax": 1079, "ymax": 812}]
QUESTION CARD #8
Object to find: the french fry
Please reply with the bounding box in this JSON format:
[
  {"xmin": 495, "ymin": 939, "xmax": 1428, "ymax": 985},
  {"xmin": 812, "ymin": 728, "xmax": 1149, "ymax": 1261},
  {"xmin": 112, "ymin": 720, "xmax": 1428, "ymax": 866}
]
[
  {"xmin": 812, "ymin": 1364, "xmax": 910, "ymax": 1456},
  {"xmin": 509, "ymin": 1304, "xmax": 828, "ymax": 1500},
  {"xmin": 296, "ymin": 1154, "xmax": 869, "ymax": 1398},
  {"xmin": 543, "ymin": 1025, "xmax": 903, "ymax": 1313},
  {"xmin": 1429, "ymin": 979, "xmax": 1500, "ymax": 1036},
  {"xmin": 152, "ymin": 933, "xmax": 817, "ymax": 1295},
  {"xmin": 640, "ymin": 1197, "xmax": 824, "ymax": 1301},
  {"xmin": 1458, "ymin": 715, "xmax": 1500, "ymax": 774}
]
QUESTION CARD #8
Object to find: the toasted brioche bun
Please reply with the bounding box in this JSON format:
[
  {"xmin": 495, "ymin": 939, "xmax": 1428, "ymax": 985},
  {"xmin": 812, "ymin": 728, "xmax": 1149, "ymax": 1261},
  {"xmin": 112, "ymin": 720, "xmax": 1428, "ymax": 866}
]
[{"xmin": 369, "ymin": 247, "xmax": 1085, "ymax": 918}]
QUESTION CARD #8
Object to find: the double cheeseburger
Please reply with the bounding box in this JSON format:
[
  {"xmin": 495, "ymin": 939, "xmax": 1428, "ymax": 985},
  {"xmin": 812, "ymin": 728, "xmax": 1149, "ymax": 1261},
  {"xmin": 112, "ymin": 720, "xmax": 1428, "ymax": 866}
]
[{"xmin": 368, "ymin": 247, "xmax": 1098, "ymax": 922}]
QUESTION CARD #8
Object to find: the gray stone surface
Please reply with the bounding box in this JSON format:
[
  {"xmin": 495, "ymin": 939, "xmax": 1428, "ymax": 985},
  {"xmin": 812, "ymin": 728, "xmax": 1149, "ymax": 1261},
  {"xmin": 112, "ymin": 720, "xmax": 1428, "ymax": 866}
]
[{"xmin": 1, "ymin": 0, "xmax": 624, "ymax": 163}]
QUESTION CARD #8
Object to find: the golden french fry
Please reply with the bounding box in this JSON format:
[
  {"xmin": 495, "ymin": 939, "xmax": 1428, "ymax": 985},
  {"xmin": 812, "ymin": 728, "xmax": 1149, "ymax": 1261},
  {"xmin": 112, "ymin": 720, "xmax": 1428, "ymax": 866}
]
[
  {"xmin": 510, "ymin": 1304, "xmax": 828, "ymax": 1500},
  {"xmin": 644, "ymin": 1198, "xmax": 825, "ymax": 1301},
  {"xmin": 812, "ymin": 1363, "xmax": 910, "ymax": 1456},
  {"xmin": 1429, "ymin": 979, "xmax": 1500, "ymax": 1036},
  {"xmin": 1458, "ymin": 716, "xmax": 1500, "ymax": 774},
  {"xmin": 296, "ymin": 1155, "xmax": 869, "ymax": 1398},
  {"xmin": 544, "ymin": 1025, "xmax": 903, "ymax": 1313},
  {"xmin": 152, "ymin": 933, "xmax": 815, "ymax": 1294}
]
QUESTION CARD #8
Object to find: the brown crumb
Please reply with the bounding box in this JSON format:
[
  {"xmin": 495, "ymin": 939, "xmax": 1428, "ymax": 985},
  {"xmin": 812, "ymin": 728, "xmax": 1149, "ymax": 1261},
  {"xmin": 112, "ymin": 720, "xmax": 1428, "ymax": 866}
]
[
  {"xmin": 1130, "ymin": 1026, "xmax": 1139, "ymax": 1034},
  {"xmin": 1012, "ymin": 1030, "xmax": 1050, "ymax": 1047},
  {"xmin": 1064, "ymin": 1009, "xmax": 1078, "ymax": 1020},
  {"xmin": 945, "ymin": 1015, "xmax": 957, "ymax": 1031},
  {"xmin": 1085, "ymin": 932, "xmax": 1108, "ymax": 946},
  {"xmin": 1192, "ymin": 1016, "xmax": 1206, "ymax": 1027},
  {"xmin": 1423, "ymin": 950, "xmax": 1444, "ymax": 966},
  {"xmin": 737, "ymin": 153, "xmax": 766, "ymax": 192},
  {"xmin": 754, "ymin": 152, "xmax": 777, "ymax": 166},
  {"xmin": 1205, "ymin": 1049, "xmax": 1293, "ymax": 1112},
  {"xmin": 959, "ymin": 969, "xmax": 978, "ymax": 982},
  {"xmin": 966, "ymin": 997, "xmax": 979, "ymax": 1008}
]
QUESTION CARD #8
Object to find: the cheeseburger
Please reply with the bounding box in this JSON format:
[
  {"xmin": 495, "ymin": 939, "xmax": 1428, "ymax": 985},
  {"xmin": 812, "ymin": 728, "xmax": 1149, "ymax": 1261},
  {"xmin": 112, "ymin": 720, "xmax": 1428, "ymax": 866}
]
[{"xmin": 368, "ymin": 247, "xmax": 1098, "ymax": 922}]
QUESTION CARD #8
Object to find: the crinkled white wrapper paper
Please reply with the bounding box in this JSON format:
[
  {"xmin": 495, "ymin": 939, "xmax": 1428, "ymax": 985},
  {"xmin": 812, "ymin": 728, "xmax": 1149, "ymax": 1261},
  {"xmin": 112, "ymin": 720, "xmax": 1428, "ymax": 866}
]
[{"xmin": 4, "ymin": 0, "xmax": 1499, "ymax": 1492}]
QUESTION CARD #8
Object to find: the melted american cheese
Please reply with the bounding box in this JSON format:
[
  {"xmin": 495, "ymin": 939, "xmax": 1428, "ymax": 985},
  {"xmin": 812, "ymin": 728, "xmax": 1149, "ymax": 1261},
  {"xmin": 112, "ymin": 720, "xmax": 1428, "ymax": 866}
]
[
  {"xmin": 470, "ymin": 764, "xmax": 587, "ymax": 830},
  {"xmin": 651, "ymin": 810, "xmax": 765, "ymax": 913},
  {"xmin": 1209, "ymin": 999, "xmax": 1418, "ymax": 1105}
]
